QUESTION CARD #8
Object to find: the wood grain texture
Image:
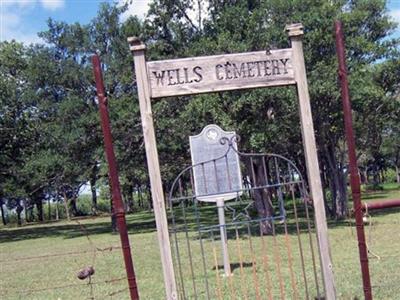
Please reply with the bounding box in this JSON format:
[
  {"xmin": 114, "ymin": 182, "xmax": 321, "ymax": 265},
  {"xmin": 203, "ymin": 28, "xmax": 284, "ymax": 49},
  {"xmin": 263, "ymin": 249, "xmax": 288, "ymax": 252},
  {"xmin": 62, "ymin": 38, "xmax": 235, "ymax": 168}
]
[
  {"xmin": 288, "ymin": 29, "xmax": 337, "ymax": 299},
  {"xmin": 130, "ymin": 40, "xmax": 178, "ymax": 300},
  {"xmin": 147, "ymin": 49, "xmax": 295, "ymax": 98}
]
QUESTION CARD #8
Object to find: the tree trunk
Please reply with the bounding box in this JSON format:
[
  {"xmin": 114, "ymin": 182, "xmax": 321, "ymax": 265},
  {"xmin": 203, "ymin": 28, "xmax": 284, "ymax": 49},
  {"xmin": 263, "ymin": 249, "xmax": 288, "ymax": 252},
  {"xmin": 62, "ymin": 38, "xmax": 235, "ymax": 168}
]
[
  {"xmin": 146, "ymin": 184, "xmax": 153, "ymax": 211},
  {"xmin": 70, "ymin": 196, "xmax": 78, "ymax": 216},
  {"xmin": 0, "ymin": 201, "xmax": 7, "ymax": 225},
  {"xmin": 90, "ymin": 164, "xmax": 98, "ymax": 215},
  {"xmin": 362, "ymin": 169, "xmax": 368, "ymax": 184},
  {"xmin": 26, "ymin": 205, "xmax": 34, "ymax": 222},
  {"xmin": 373, "ymin": 165, "xmax": 380, "ymax": 185},
  {"xmin": 108, "ymin": 181, "xmax": 117, "ymax": 232},
  {"xmin": 321, "ymin": 165, "xmax": 333, "ymax": 217},
  {"xmin": 138, "ymin": 186, "xmax": 143, "ymax": 209},
  {"xmin": 110, "ymin": 198, "xmax": 117, "ymax": 232},
  {"xmin": 248, "ymin": 158, "xmax": 274, "ymax": 235},
  {"xmin": 396, "ymin": 165, "xmax": 400, "ymax": 184},
  {"xmin": 23, "ymin": 199, "xmax": 28, "ymax": 223},
  {"xmin": 124, "ymin": 184, "xmax": 134, "ymax": 213},
  {"xmin": 37, "ymin": 200, "xmax": 44, "ymax": 222},
  {"xmin": 48, "ymin": 198, "xmax": 51, "ymax": 221},
  {"xmin": 55, "ymin": 201, "xmax": 59, "ymax": 220},
  {"xmin": 325, "ymin": 146, "xmax": 347, "ymax": 219},
  {"xmin": 62, "ymin": 191, "xmax": 71, "ymax": 221},
  {"xmin": 16, "ymin": 202, "xmax": 23, "ymax": 226}
]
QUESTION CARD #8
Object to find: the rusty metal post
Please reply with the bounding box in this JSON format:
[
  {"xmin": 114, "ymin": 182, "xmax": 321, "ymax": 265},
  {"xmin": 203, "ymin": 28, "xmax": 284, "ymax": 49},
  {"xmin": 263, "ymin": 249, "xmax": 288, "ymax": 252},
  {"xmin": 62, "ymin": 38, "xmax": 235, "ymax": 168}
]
[
  {"xmin": 363, "ymin": 199, "xmax": 400, "ymax": 211},
  {"xmin": 334, "ymin": 20, "xmax": 372, "ymax": 300},
  {"xmin": 92, "ymin": 54, "xmax": 139, "ymax": 300}
]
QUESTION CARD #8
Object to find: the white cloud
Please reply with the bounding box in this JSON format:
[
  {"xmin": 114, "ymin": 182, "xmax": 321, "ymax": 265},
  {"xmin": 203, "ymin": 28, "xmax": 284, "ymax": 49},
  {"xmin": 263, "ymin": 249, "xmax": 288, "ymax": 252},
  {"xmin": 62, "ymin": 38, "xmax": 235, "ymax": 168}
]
[
  {"xmin": 2, "ymin": 0, "xmax": 35, "ymax": 8},
  {"xmin": 0, "ymin": 0, "xmax": 43, "ymax": 44},
  {"xmin": 390, "ymin": 9, "xmax": 400, "ymax": 23},
  {"xmin": 118, "ymin": 0, "xmax": 151, "ymax": 21},
  {"xmin": 2, "ymin": 10, "xmax": 21, "ymax": 27},
  {"xmin": 118, "ymin": 0, "xmax": 210, "ymax": 29},
  {"xmin": 40, "ymin": 0, "xmax": 65, "ymax": 11}
]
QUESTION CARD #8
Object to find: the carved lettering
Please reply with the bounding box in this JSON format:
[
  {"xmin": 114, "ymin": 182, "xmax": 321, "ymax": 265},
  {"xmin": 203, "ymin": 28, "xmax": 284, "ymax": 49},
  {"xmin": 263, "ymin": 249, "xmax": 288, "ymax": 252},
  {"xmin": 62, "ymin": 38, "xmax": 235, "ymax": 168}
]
[
  {"xmin": 247, "ymin": 62, "xmax": 255, "ymax": 77},
  {"xmin": 193, "ymin": 66, "xmax": 203, "ymax": 82},
  {"xmin": 147, "ymin": 50, "xmax": 295, "ymax": 97},
  {"xmin": 263, "ymin": 60, "xmax": 271, "ymax": 76},
  {"xmin": 280, "ymin": 58, "xmax": 289, "ymax": 74},
  {"xmin": 153, "ymin": 66, "xmax": 203, "ymax": 86},
  {"xmin": 151, "ymin": 56, "xmax": 291, "ymax": 89},
  {"xmin": 183, "ymin": 67, "xmax": 193, "ymax": 83},
  {"xmin": 271, "ymin": 59, "xmax": 280, "ymax": 75},
  {"xmin": 233, "ymin": 63, "xmax": 246, "ymax": 79},
  {"xmin": 215, "ymin": 64, "xmax": 224, "ymax": 80},
  {"xmin": 153, "ymin": 70, "xmax": 166, "ymax": 86},
  {"xmin": 254, "ymin": 61, "xmax": 262, "ymax": 77},
  {"xmin": 224, "ymin": 62, "xmax": 233, "ymax": 80},
  {"xmin": 167, "ymin": 70, "xmax": 176, "ymax": 86},
  {"xmin": 212, "ymin": 58, "xmax": 291, "ymax": 80},
  {"xmin": 176, "ymin": 68, "xmax": 185, "ymax": 84}
]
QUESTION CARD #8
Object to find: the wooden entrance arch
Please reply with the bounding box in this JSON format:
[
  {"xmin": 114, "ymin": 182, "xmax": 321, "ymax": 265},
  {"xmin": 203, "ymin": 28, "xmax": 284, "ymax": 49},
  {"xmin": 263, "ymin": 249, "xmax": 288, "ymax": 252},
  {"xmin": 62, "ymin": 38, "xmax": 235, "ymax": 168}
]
[{"xmin": 128, "ymin": 23, "xmax": 336, "ymax": 300}]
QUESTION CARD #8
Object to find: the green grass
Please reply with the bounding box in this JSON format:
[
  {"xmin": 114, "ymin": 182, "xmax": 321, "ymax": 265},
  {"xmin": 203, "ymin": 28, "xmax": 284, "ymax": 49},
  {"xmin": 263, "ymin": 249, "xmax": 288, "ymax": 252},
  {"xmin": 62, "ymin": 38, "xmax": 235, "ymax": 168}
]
[{"xmin": 1, "ymin": 184, "xmax": 399, "ymax": 300}]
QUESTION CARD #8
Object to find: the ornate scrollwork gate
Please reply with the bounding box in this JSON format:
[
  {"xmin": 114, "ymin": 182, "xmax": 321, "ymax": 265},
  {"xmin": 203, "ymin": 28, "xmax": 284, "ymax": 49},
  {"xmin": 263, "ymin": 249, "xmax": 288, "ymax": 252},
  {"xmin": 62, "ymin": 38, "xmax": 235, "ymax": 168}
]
[{"xmin": 168, "ymin": 136, "xmax": 325, "ymax": 299}]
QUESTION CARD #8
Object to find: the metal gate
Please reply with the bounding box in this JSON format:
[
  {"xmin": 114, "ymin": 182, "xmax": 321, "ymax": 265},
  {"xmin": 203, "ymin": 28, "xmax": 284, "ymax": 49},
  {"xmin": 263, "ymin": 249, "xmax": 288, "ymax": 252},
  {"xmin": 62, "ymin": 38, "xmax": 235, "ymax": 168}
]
[{"xmin": 168, "ymin": 136, "xmax": 325, "ymax": 299}]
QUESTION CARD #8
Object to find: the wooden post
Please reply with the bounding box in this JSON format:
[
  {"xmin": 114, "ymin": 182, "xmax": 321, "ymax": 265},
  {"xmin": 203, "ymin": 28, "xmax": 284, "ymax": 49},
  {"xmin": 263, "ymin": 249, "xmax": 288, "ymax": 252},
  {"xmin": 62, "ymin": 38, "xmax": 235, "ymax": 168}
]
[
  {"xmin": 286, "ymin": 23, "xmax": 337, "ymax": 299},
  {"xmin": 128, "ymin": 37, "xmax": 178, "ymax": 300}
]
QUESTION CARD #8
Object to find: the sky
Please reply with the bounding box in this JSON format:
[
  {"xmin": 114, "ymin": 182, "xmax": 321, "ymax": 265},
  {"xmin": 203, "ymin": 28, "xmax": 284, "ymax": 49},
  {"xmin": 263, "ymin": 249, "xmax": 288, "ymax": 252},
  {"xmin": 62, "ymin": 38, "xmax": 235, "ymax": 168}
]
[
  {"xmin": 0, "ymin": 0, "xmax": 151, "ymax": 43},
  {"xmin": 1, "ymin": 0, "xmax": 400, "ymax": 45}
]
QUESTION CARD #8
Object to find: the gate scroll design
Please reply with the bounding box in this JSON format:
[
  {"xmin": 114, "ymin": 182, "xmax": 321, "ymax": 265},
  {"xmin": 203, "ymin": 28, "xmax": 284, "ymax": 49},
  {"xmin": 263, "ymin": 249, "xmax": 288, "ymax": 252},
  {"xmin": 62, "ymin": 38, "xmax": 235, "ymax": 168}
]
[{"xmin": 168, "ymin": 136, "xmax": 325, "ymax": 300}]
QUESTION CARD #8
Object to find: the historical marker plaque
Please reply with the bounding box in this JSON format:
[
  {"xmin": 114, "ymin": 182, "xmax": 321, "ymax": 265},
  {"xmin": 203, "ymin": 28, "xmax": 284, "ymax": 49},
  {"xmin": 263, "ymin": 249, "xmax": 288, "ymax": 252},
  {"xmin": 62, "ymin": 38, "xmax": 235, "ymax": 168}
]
[{"xmin": 190, "ymin": 124, "xmax": 243, "ymax": 202}]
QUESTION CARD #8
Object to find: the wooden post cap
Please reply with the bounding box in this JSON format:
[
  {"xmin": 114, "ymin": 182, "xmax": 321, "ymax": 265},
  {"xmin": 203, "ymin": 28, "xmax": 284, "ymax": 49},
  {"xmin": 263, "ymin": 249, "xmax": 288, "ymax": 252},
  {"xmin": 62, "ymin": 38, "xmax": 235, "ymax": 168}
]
[
  {"xmin": 285, "ymin": 23, "xmax": 304, "ymax": 37},
  {"xmin": 127, "ymin": 36, "xmax": 146, "ymax": 51}
]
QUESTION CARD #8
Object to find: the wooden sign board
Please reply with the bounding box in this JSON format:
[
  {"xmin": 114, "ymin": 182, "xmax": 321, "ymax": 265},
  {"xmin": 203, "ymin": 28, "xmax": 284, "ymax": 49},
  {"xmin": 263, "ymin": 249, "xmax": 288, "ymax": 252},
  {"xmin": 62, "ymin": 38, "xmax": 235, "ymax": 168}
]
[
  {"xmin": 189, "ymin": 125, "xmax": 242, "ymax": 202},
  {"xmin": 147, "ymin": 49, "xmax": 295, "ymax": 98}
]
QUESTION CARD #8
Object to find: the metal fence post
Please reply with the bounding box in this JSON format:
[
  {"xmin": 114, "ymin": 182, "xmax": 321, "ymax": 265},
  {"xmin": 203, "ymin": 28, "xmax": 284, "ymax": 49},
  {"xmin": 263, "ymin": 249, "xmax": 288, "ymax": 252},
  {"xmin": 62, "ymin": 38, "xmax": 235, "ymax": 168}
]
[
  {"xmin": 92, "ymin": 54, "xmax": 140, "ymax": 300},
  {"xmin": 334, "ymin": 20, "xmax": 373, "ymax": 300}
]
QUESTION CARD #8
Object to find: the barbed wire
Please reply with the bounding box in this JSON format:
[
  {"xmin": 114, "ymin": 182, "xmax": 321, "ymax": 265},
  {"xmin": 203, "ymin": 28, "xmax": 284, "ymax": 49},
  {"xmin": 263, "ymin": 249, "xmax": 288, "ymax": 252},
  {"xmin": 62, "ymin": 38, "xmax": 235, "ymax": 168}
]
[
  {"xmin": 0, "ymin": 244, "xmax": 125, "ymax": 264},
  {"xmin": 1, "ymin": 277, "xmax": 127, "ymax": 295},
  {"xmin": 1, "ymin": 218, "xmax": 132, "ymax": 299}
]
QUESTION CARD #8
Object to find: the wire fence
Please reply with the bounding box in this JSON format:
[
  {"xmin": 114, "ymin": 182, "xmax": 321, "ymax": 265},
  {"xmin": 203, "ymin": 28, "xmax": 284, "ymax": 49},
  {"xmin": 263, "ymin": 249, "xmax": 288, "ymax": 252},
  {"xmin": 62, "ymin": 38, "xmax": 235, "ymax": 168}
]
[
  {"xmin": 332, "ymin": 206, "xmax": 400, "ymax": 299},
  {"xmin": 168, "ymin": 143, "xmax": 327, "ymax": 300},
  {"xmin": 1, "ymin": 191, "xmax": 398, "ymax": 300},
  {"xmin": 0, "ymin": 219, "xmax": 133, "ymax": 300}
]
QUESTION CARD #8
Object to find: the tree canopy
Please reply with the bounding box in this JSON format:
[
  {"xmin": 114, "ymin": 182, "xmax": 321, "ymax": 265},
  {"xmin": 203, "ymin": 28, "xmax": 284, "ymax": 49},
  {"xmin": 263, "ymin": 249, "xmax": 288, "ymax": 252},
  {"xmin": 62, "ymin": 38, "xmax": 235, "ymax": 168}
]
[{"xmin": 1, "ymin": 0, "xmax": 399, "ymax": 224}]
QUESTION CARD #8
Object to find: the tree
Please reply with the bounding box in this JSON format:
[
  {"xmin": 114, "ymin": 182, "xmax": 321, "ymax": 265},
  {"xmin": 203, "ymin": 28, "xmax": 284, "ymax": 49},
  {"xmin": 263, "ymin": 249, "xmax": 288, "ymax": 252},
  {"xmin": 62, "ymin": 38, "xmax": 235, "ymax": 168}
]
[
  {"xmin": 0, "ymin": 41, "xmax": 39, "ymax": 224},
  {"xmin": 1, "ymin": 0, "xmax": 398, "ymax": 224},
  {"xmin": 144, "ymin": 0, "xmax": 399, "ymax": 219}
]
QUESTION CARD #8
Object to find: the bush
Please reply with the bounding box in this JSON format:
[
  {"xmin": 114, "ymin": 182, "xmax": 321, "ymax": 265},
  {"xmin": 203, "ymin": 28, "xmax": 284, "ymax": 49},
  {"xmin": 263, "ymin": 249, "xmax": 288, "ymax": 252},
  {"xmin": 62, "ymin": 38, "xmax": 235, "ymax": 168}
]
[
  {"xmin": 385, "ymin": 168, "xmax": 398, "ymax": 183},
  {"xmin": 97, "ymin": 197, "xmax": 111, "ymax": 213},
  {"xmin": 365, "ymin": 183, "xmax": 384, "ymax": 191},
  {"xmin": 76, "ymin": 195, "xmax": 92, "ymax": 215},
  {"xmin": 77, "ymin": 195, "xmax": 111, "ymax": 214}
]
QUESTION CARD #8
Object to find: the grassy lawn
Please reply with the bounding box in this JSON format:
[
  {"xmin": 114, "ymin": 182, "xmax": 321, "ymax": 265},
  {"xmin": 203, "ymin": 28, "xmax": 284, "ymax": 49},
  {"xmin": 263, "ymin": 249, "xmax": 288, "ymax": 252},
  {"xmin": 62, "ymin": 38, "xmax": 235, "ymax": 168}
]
[{"xmin": 1, "ymin": 183, "xmax": 399, "ymax": 300}]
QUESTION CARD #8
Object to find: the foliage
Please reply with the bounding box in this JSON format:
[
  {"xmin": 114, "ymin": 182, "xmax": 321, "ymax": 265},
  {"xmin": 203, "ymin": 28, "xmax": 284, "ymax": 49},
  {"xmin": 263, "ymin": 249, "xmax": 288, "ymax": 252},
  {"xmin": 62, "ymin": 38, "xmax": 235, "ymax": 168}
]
[{"xmin": 0, "ymin": 0, "xmax": 399, "ymax": 224}]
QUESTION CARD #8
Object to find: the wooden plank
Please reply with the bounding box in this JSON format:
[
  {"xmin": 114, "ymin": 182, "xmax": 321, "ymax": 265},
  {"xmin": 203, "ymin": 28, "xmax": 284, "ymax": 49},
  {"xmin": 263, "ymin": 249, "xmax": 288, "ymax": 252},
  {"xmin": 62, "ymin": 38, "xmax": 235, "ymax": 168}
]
[
  {"xmin": 147, "ymin": 49, "xmax": 295, "ymax": 98},
  {"xmin": 128, "ymin": 37, "xmax": 178, "ymax": 300},
  {"xmin": 286, "ymin": 24, "xmax": 337, "ymax": 299}
]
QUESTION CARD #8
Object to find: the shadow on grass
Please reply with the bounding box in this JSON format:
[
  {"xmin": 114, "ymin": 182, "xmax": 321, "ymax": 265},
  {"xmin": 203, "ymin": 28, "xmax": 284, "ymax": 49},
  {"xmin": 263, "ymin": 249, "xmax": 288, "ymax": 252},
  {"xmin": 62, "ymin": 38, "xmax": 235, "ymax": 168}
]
[
  {"xmin": 212, "ymin": 262, "xmax": 253, "ymax": 272},
  {"xmin": 362, "ymin": 192, "xmax": 387, "ymax": 200},
  {"xmin": 0, "ymin": 212, "xmax": 158, "ymax": 244},
  {"xmin": 1, "ymin": 196, "xmax": 399, "ymax": 244}
]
